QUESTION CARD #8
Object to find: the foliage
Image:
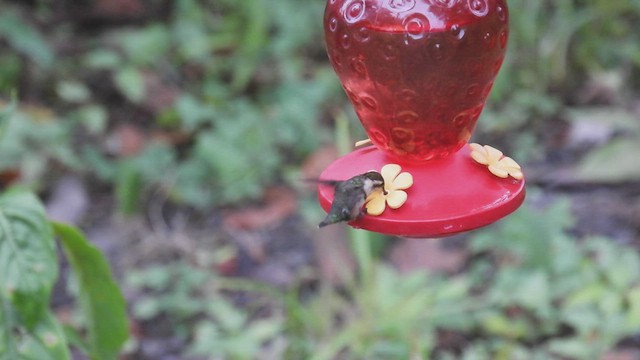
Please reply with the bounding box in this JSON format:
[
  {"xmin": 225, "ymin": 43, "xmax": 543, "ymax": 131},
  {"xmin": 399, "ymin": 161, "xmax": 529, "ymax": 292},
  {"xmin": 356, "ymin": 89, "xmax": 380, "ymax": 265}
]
[
  {"xmin": 284, "ymin": 198, "xmax": 640, "ymax": 359},
  {"xmin": 480, "ymin": 0, "xmax": 640, "ymax": 159},
  {"xmin": 494, "ymin": 0, "xmax": 640, "ymax": 105},
  {"xmin": 0, "ymin": 0, "xmax": 339, "ymax": 210},
  {"xmin": 0, "ymin": 188, "xmax": 128, "ymax": 359},
  {"xmin": 126, "ymin": 263, "xmax": 284, "ymax": 359},
  {"xmin": 1, "ymin": 0, "xmax": 639, "ymax": 208},
  {"xmin": 85, "ymin": 0, "xmax": 339, "ymax": 209},
  {"xmin": 0, "ymin": 189, "xmax": 67, "ymax": 359},
  {"xmin": 53, "ymin": 223, "xmax": 129, "ymax": 360},
  {"xmin": 0, "ymin": 10, "xmax": 53, "ymax": 69},
  {"xmin": 122, "ymin": 198, "xmax": 640, "ymax": 359},
  {"xmin": 1, "ymin": 0, "xmax": 640, "ymax": 359},
  {"xmin": 569, "ymin": 107, "xmax": 640, "ymax": 182},
  {"xmin": 467, "ymin": 199, "xmax": 640, "ymax": 358},
  {"xmin": 0, "ymin": 101, "xmax": 78, "ymax": 185}
]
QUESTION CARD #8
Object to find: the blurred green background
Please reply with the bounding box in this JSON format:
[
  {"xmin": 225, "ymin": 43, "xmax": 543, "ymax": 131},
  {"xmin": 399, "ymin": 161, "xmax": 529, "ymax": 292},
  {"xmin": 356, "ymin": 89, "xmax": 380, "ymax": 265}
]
[{"xmin": 1, "ymin": 0, "xmax": 640, "ymax": 358}]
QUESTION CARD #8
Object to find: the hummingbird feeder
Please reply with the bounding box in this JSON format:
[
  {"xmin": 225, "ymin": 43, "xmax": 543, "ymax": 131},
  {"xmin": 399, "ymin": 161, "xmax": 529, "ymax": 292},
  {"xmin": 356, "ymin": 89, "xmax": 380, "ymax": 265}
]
[{"xmin": 318, "ymin": 0, "xmax": 525, "ymax": 237}]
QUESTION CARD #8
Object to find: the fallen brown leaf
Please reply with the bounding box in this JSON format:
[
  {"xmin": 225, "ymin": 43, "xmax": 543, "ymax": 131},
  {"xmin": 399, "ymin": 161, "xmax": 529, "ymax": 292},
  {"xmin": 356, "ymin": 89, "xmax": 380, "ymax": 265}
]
[
  {"xmin": 0, "ymin": 169, "xmax": 20, "ymax": 189},
  {"xmin": 107, "ymin": 124, "xmax": 147, "ymax": 157},
  {"xmin": 140, "ymin": 71, "xmax": 180, "ymax": 115},
  {"xmin": 151, "ymin": 129, "xmax": 192, "ymax": 147},
  {"xmin": 94, "ymin": 0, "xmax": 145, "ymax": 18},
  {"xmin": 223, "ymin": 186, "xmax": 297, "ymax": 231},
  {"xmin": 390, "ymin": 238, "xmax": 467, "ymax": 274},
  {"xmin": 301, "ymin": 145, "xmax": 338, "ymax": 183},
  {"xmin": 602, "ymin": 349, "xmax": 640, "ymax": 360}
]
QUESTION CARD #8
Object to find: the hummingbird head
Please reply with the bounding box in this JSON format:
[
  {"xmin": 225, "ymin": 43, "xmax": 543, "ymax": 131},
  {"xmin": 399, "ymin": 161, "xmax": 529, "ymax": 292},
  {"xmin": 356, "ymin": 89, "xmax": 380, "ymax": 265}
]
[{"xmin": 362, "ymin": 171, "xmax": 386, "ymax": 196}]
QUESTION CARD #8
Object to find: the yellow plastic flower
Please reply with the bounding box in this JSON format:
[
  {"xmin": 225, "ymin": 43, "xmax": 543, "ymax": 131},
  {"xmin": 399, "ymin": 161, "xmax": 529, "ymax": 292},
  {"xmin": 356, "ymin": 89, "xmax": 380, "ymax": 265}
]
[
  {"xmin": 469, "ymin": 143, "xmax": 523, "ymax": 180},
  {"xmin": 355, "ymin": 138, "xmax": 372, "ymax": 147},
  {"xmin": 365, "ymin": 164, "xmax": 413, "ymax": 216}
]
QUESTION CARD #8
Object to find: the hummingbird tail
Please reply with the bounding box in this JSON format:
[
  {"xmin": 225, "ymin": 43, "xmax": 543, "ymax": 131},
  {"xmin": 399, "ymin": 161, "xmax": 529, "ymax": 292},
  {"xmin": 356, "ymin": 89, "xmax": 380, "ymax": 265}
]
[
  {"xmin": 317, "ymin": 221, "xmax": 328, "ymax": 228},
  {"xmin": 318, "ymin": 215, "xmax": 336, "ymax": 228}
]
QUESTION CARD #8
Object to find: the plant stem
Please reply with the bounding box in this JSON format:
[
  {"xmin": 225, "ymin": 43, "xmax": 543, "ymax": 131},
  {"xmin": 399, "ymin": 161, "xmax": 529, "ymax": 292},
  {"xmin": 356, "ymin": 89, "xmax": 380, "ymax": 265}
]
[
  {"xmin": 350, "ymin": 228, "xmax": 373, "ymax": 281},
  {"xmin": 334, "ymin": 110, "xmax": 352, "ymax": 157}
]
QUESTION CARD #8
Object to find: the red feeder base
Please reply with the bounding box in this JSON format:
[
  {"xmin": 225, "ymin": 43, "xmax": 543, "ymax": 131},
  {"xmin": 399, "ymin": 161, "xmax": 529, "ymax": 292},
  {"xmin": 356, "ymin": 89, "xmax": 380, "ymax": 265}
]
[{"xmin": 317, "ymin": 145, "xmax": 526, "ymax": 238}]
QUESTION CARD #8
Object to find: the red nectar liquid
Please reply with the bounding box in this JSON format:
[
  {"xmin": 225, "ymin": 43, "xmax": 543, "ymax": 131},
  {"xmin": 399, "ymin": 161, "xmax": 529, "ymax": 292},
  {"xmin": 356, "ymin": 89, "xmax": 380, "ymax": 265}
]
[{"xmin": 325, "ymin": 0, "xmax": 508, "ymax": 162}]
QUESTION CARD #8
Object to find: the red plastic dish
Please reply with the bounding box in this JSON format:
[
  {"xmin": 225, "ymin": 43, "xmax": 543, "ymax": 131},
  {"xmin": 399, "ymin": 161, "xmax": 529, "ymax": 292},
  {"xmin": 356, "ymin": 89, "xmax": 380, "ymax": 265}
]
[{"xmin": 317, "ymin": 145, "xmax": 525, "ymax": 238}]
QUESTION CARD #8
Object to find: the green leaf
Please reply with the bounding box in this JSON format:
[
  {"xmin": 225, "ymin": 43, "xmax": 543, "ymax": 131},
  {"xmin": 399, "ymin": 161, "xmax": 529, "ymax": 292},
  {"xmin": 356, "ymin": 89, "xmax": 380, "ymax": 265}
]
[
  {"xmin": 118, "ymin": 24, "xmax": 170, "ymax": 66},
  {"xmin": 83, "ymin": 49, "xmax": 122, "ymax": 70},
  {"xmin": 207, "ymin": 298, "xmax": 247, "ymax": 332},
  {"xmin": 114, "ymin": 67, "xmax": 145, "ymax": 104},
  {"xmin": 576, "ymin": 138, "xmax": 640, "ymax": 182},
  {"xmin": 0, "ymin": 294, "xmax": 20, "ymax": 359},
  {"xmin": 626, "ymin": 287, "xmax": 640, "ymax": 329},
  {"xmin": 15, "ymin": 311, "xmax": 71, "ymax": 360},
  {"xmin": 115, "ymin": 161, "xmax": 142, "ymax": 216},
  {"xmin": 547, "ymin": 337, "xmax": 595, "ymax": 359},
  {"xmin": 0, "ymin": 96, "xmax": 17, "ymax": 129},
  {"xmin": 74, "ymin": 105, "xmax": 108, "ymax": 135},
  {"xmin": 62, "ymin": 325, "xmax": 91, "ymax": 358},
  {"xmin": 53, "ymin": 222, "xmax": 129, "ymax": 360},
  {"xmin": 233, "ymin": 0, "xmax": 269, "ymax": 91},
  {"xmin": 56, "ymin": 81, "xmax": 91, "ymax": 103},
  {"xmin": 512, "ymin": 272, "xmax": 551, "ymax": 314},
  {"xmin": 479, "ymin": 312, "xmax": 529, "ymax": 339},
  {"xmin": 0, "ymin": 189, "xmax": 57, "ymax": 325},
  {"xmin": 0, "ymin": 11, "xmax": 55, "ymax": 68},
  {"xmin": 566, "ymin": 107, "xmax": 640, "ymax": 134},
  {"xmin": 175, "ymin": 94, "xmax": 217, "ymax": 131},
  {"xmin": 0, "ymin": 189, "xmax": 68, "ymax": 359}
]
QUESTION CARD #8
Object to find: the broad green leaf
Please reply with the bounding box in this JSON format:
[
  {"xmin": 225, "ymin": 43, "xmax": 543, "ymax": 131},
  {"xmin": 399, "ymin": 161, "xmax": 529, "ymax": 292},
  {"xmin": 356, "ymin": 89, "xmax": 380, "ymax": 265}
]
[
  {"xmin": 245, "ymin": 319, "xmax": 281, "ymax": 343},
  {"xmin": 56, "ymin": 81, "xmax": 91, "ymax": 103},
  {"xmin": 74, "ymin": 105, "xmax": 108, "ymax": 135},
  {"xmin": 118, "ymin": 24, "xmax": 170, "ymax": 66},
  {"xmin": 62, "ymin": 325, "xmax": 91, "ymax": 357},
  {"xmin": 0, "ymin": 12, "xmax": 54, "ymax": 68},
  {"xmin": 83, "ymin": 49, "xmax": 121, "ymax": 70},
  {"xmin": 0, "ymin": 302, "xmax": 70, "ymax": 360},
  {"xmin": 547, "ymin": 337, "xmax": 595, "ymax": 359},
  {"xmin": 175, "ymin": 94, "xmax": 217, "ymax": 131},
  {"xmin": 626, "ymin": 287, "xmax": 640, "ymax": 329},
  {"xmin": 512, "ymin": 272, "xmax": 550, "ymax": 314},
  {"xmin": 566, "ymin": 107, "xmax": 640, "ymax": 134},
  {"xmin": 576, "ymin": 138, "xmax": 640, "ymax": 182},
  {"xmin": 230, "ymin": 0, "xmax": 269, "ymax": 91},
  {"xmin": 53, "ymin": 223, "xmax": 129, "ymax": 360},
  {"xmin": 0, "ymin": 96, "xmax": 17, "ymax": 129},
  {"xmin": 480, "ymin": 312, "xmax": 529, "ymax": 339},
  {"xmin": 0, "ymin": 189, "xmax": 57, "ymax": 326},
  {"xmin": 566, "ymin": 283, "xmax": 607, "ymax": 307},
  {"xmin": 114, "ymin": 67, "xmax": 145, "ymax": 104},
  {"xmin": 207, "ymin": 298, "xmax": 247, "ymax": 332},
  {"xmin": 0, "ymin": 295, "xmax": 20, "ymax": 359},
  {"xmin": 0, "ymin": 190, "xmax": 68, "ymax": 360},
  {"xmin": 15, "ymin": 311, "xmax": 70, "ymax": 360},
  {"xmin": 115, "ymin": 161, "xmax": 142, "ymax": 216}
]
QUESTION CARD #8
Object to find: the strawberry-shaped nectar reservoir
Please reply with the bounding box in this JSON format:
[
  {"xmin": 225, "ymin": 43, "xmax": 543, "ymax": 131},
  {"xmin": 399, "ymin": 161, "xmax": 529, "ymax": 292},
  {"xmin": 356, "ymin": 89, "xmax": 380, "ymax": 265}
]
[{"xmin": 325, "ymin": 0, "xmax": 509, "ymax": 162}]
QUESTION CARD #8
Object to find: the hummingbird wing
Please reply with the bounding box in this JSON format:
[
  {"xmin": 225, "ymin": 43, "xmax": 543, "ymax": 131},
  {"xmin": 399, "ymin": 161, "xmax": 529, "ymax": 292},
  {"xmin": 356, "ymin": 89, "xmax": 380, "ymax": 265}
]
[{"xmin": 303, "ymin": 178, "xmax": 341, "ymax": 187}]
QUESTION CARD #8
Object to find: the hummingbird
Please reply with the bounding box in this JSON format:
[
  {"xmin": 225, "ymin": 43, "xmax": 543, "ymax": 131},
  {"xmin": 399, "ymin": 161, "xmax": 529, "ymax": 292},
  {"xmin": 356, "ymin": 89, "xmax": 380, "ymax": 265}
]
[{"xmin": 316, "ymin": 171, "xmax": 386, "ymax": 228}]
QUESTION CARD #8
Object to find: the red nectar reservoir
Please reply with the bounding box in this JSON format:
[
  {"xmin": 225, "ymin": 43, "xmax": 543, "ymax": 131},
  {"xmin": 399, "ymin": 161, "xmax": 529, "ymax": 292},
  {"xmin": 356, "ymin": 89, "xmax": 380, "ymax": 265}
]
[{"xmin": 324, "ymin": 0, "xmax": 509, "ymax": 162}]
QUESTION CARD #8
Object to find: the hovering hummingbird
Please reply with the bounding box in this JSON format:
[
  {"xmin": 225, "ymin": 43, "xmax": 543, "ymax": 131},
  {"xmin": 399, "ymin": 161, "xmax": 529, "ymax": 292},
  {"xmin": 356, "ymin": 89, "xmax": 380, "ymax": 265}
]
[{"xmin": 315, "ymin": 171, "xmax": 386, "ymax": 228}]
